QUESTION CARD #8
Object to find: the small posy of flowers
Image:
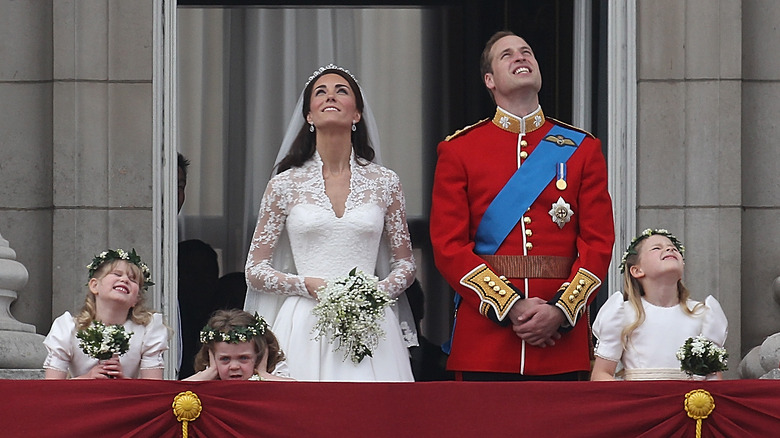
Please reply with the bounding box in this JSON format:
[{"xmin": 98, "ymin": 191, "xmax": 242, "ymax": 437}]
[
  {"xmin": 312, "ymin": 268, "xmax": 395, "ymax": 364},
  {"xmin": 676, "ymin": 335, "xmax": 728, "ymax": 377},
  {"xmin": 77, "ymin": 321, "xmax": 133, "ymax": 360}
]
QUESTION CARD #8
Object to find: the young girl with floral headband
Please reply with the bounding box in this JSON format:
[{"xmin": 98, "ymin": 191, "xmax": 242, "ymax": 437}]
[
  {"xmin": 43, "ymin": 249, "xmax": 168, "ymax": 379},
  {"xmin": 590, "ymin": 229, "xmax": 728, "ymax": 381},
  {"xmin": 185, "ymin": 309, "xmax": 293, "ymax": 381}
]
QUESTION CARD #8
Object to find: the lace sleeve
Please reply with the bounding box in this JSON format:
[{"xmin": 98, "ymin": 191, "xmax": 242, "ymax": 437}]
[
  {"xmin": 245, "ymin": 175, "xmax": 308, "ymax": 297},
  {"xmin": 377, "ymin": 173, "xmax": 416, "ymax": 298}
]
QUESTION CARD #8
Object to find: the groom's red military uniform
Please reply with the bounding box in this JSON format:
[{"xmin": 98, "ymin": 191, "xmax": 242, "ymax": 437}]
[{"xmin": 431, "ymin": 106, "xmax": 614, "ymax": 376}]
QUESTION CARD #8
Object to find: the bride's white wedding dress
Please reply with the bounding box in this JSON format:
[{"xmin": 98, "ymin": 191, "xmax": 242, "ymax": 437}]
[{"xmin": 245, "ymin": 152, "xmax": 416, "ymax": 381}]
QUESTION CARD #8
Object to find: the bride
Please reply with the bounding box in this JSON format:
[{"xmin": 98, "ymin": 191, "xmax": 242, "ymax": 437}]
[{"xmin": 244, "ymin": 64, "xmax": 417, "ymax": 382}]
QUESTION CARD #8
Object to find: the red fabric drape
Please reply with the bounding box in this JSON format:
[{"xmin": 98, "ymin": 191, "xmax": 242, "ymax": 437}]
[{"xmin": 3, "ymin": 379, "xmax": 779, "ymax": 437}]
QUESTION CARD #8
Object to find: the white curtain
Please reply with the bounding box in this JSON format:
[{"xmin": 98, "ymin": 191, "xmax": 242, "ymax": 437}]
[{"xmin": 243, "ymin": 9, "xmax": 361, "ymax": 259}]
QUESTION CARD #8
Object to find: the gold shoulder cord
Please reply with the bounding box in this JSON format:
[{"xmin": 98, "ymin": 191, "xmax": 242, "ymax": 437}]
[{"xmin": 444, "ymin": 118, "xmax": 490, "ymax": 142}]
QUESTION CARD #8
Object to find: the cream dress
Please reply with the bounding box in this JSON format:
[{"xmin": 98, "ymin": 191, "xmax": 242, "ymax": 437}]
[
  {"xmin": 43, "ymin": 311, "xmax": 168, "ymax": 378},
  {"xmin": 593, "ymin": 292, "xmax": 728, "ymax": 380},
  {"xmin": 244, "ymin": 152, "xmax": 416, "ymax": 382}
]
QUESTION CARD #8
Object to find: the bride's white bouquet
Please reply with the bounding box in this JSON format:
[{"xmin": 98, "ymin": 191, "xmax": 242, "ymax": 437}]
[
  {"xmin": 312, "ymin": 268, "xmax": 395, "ymax": 364},
  {"xmin": 676, "ymin": 335, "xmax": 728, "ymax": 377}
]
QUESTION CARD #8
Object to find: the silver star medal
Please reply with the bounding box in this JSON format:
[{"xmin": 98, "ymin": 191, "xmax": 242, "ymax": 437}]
[{"xmin": 549, "ymin": 196, "xmax": 574, "ymax": 229}]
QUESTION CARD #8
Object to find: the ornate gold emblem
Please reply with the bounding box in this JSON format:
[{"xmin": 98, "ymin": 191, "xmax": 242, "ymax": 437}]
[
  {"xmin": 173, "ymin": 391, "xmax": 202, "ymax": 438},
  {"xmin": 684, "ymin": 389, "xmax": 715, "ymax": 438},
  {"xmin": 460, "ymin": 264, "xmax": 521, "ymax": 321}
]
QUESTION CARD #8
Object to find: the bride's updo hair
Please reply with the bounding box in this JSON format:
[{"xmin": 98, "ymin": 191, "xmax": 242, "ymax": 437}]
[{"xmin": 276, "ymin": 67, "xmax": 375, "ymax": 174}]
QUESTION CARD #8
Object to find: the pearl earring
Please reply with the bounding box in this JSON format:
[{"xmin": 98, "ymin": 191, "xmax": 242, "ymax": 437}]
[
  {"xmin": 351, "ymin": 121, "xmax": 357, "ymax": 132},
  {"xmin": 309, "ymin": 123, "xmax": 315, "ymax": 133}
]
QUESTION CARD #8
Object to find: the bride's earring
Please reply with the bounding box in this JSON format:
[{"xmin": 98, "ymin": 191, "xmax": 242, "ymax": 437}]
[
  {"xmin": 351, "ymin": 121, "xmax": 357, "ymax": 132},
  {"xmin": 309, "ymin": 123, "xmax": 315, "ymax": 133}
]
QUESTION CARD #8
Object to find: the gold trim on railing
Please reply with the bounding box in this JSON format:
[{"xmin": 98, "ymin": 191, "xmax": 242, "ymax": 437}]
[
  {"xmin": 173, "ymin": 391, "xmax": 202, "ymax": 438},
  {"xmin": 684, "ymin": 389, "xmax": 714, "ymax": 438}
]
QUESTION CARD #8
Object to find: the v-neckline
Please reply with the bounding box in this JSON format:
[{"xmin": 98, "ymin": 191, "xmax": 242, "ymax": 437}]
[{"xmin": 316, "ymin": 152, "xmax": 353, "ymax": 219}]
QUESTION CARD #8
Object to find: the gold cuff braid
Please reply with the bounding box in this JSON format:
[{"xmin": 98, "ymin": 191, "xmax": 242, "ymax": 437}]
[
  {"xmin": 461, "ymin": 264, "xmax": 522, "ymax": 321},
  {"xmin": 553, "ymin": 268, "xmax": 601, "ymax": 326}
]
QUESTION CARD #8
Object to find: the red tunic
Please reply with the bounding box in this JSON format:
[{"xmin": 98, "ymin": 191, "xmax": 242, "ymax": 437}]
[{"xmin": 431, "ymin": 108, "xmax": 615, "ymax": 375}]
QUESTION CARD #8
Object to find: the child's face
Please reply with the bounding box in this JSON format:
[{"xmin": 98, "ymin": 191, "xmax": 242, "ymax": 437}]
[
  {"xmin": 212, "ymin": 341, "xmax": 259, "ymax": 380},
  {"xmin": 631, "ymin": 234, "xmax": 684, "ymax": 280},
  {"xmin": 89, "ymin": 260, "xmax": 140, "ymax": 308}
]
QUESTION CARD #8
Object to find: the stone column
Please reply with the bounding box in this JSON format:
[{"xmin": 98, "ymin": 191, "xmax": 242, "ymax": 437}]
[
  {"xmin": 741, "ymin": 0, "xmax": 780, "ymax": 355},
  {"xmin": 0, "ymin": 232, "xmax": 46, "ymax": 379},
  {"xmin": 636, "ymin": 0, "xmax": 743, "ymax": 378}
]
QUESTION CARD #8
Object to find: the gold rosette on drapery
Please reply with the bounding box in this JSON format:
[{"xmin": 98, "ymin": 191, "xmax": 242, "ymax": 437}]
[
  {"xmin": 173, "ymin": 391, "xmax": 202, "ymax": 438},
  {"xmin": 684, "ymin": 389, "xmax": 715, "ymax": 438}
]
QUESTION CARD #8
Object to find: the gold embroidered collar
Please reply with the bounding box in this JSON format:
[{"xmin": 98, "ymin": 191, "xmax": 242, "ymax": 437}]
[{"xmin": 492, "ymin": 106, "xmax": 545, "ymax": 134}]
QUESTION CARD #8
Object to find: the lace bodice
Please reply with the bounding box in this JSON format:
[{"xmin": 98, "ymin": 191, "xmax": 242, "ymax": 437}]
[{"xmin": 246, "ymin": 152, "xmax": 416, "ymax": 298}]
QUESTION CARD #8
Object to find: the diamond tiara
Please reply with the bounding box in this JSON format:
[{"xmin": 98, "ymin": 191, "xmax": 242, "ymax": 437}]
[{"xmin": 304, "ymin": 63, "xmax": 359, "ymax": 89}]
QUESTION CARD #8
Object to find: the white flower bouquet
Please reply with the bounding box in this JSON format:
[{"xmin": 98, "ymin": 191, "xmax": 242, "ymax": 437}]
[
  {"xmin": 676, "ymin": 335, "xmax": 728, "ymax": 377},
  {"xmin": 77, "ymin": 321, "xmax": 133, "ymax": 361},
  {"xmin": 312, "ymin": 268, "xmax": 395, "ymax": 364}
]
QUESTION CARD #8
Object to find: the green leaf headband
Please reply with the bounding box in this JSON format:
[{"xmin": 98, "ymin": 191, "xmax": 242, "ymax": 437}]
[
  {"xmin": 620, "ymin": 228, "xmax": 685, "ymax": 273},
  {"xmin": 199, "ymin": 313, "xmax": 268, "ymax": 345},
  {"xmin": 87, "ymin": 248, "xmax": 154, "ymax": 290}
]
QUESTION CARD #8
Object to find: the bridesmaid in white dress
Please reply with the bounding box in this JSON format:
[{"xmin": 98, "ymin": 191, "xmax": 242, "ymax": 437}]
[
  {"xmin": 43, "ymin": 249, "xmax": 168, "ymax": 379},
  {"xmin": 591, "ymin": 229, "xmax": 728, "ymax": 381},
  {"xmin": 244, "ymin": 64, "xmax": 416, "ymax": 382}
]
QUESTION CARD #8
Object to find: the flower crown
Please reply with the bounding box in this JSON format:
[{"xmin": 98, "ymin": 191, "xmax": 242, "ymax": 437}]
[
  {"xmin": 620, "ymin": 228, "xmax": 685, "ymax": 273},
  {"xmin": 304, "ymin": 63, "xmax": 359, "ymax": 89},
  {"xmin": 199, "ymin": 313, "xmax": 268, "ymax": 345},
  {"xmin": 87, "ymin": 248, "xmax": 154, "ymax": 290}
]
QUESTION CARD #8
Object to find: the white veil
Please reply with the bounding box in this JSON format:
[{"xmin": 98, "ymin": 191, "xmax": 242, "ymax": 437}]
[{"xmin": 244, "ymin": 64, "xmax": 417, "ymax": 347}]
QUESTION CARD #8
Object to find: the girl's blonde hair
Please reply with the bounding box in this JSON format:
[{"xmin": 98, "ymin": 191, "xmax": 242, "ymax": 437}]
[
  {"xmin": 75, "ymin": 259, "xmax": 154, "ymax": 330},
  {"xmin": 193, "ymin": 309, "xmax": 286, "ymax": 374},
  {"xmin": 620, "ymin": 240, "xmax": 701, "ymax": 347}
]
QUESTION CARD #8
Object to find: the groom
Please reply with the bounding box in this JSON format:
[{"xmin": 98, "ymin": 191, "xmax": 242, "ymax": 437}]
[{"xmin": 430, "ymin": 30, "xmax": 614, "ymax": 381}]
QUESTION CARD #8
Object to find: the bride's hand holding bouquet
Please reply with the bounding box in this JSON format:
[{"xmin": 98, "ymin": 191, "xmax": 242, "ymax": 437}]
[{"xmin": 312, "ymin": 268, "xmax": 395, "ymax": 364}]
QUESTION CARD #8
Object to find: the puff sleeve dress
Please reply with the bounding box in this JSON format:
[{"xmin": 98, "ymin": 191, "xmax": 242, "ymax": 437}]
[
  {"xmin": 43, "ymin": 311, "xmax": 168, "ymax": 378},
  {"xmin": 592, "ymin": 292, "xmax": 728, "ymax": 380}
]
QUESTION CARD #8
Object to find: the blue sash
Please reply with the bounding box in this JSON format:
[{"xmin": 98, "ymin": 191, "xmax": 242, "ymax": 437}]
[
  {"xmin": 442, "ymin": 124, "xmax": 585, "ymax": 356},
  {"xmin": 474, "ymin": 125, "xmax": 585, "ymax": 255}
]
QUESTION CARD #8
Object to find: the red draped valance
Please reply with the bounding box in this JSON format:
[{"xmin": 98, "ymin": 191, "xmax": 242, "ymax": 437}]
[{"xmin": 3, "ymin": 379, "xmax": 779, "ymax": 437}]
